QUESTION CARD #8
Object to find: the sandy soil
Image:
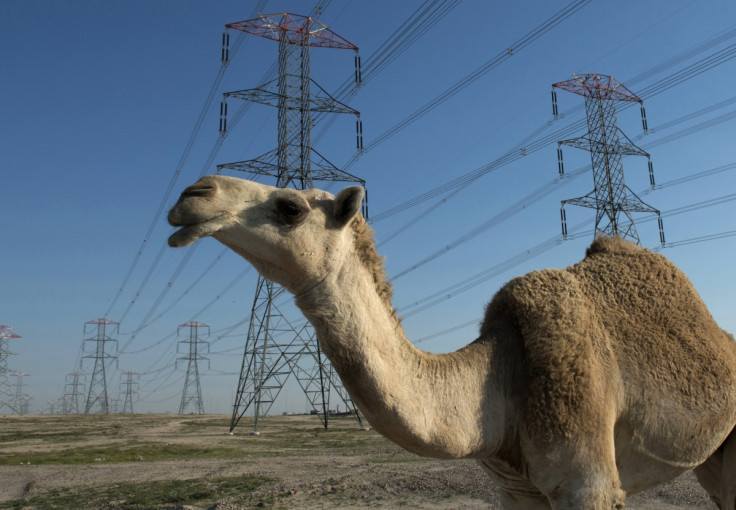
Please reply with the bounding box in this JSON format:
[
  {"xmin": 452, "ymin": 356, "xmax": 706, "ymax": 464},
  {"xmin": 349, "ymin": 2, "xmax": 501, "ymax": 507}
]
[{"xmin": 0, "ymin": 414, "xmax": 718, "ymax": 509}]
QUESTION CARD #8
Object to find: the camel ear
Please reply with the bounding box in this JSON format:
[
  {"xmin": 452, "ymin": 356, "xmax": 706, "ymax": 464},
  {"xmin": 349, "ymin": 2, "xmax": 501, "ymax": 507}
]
[{"xmin": 333, "ymin": 186, "xmax": 364, "ymax": 227}]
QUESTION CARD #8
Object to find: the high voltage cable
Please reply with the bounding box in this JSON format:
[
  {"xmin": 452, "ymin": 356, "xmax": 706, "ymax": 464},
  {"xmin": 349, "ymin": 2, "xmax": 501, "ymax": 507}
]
[
  {"xmin": 119, "ymin": 244, "xmax": 198, "ymax": 346},
  {"xmin": 637, "ymin": 43, "xmax": 736, "ymax": 100},
  {"xmin": 102, "ymin": 30, "xmax": 249, "ymax": 320},
  {"xmin": 102, "ymin": 0, "xmax": 273, "ymax": 320},
  {"xmin": 119, "ymin": 267, "xmax": 250, "ymax": 356},
  {"xmin": 661, "ymin": 230, "xmax": 736, "ymax": 249},
  {"xmin": 389, "ymin": 164, "xmax": 591, "ymax": 280},
  {"xmin": 371, "ymin": 120, "xmax": 584, "ymax": 224},
  {"xmin": 415, "ymin": 318, "xmax": 480, "ymax": 345},
  {"xmin": 312, "ymin": 0, "xmax": 460, "ymax": 144},
  {"xmin": 117, "ymin": 242, "xmax": 170, "ymax": 324},
  {"xmin": 398, "ymin": 178, "xmax": 736, "ymax": 319},
  {"xmin": 398, "ymin": 232, "xmax": 573, "ymax": 318},
  {"xmin": 644, "ymin": 161, "xmax": 736, "ymax": 194},
  {"xmin": 643, "ymin": 109, "xmax": 736, "ymax": 150},
  {"xmin": 113, "ymin": 65, "xmax": 276, "ymax": 333},
  {"xmin": 388, "ymin": 93, "xmax": 736, "ymax": 281},
  {"xmin": 413, "ymin": 224, "xmax": 736, "ymax": 346},
  {"xmin": 625, "ymin": 24, "xmax": 736, "ymax": 87},
  {"xmin": 635, "ymin": 94, "xmax": 736, "ymax": 138},
  {"xmin": 342, "ymin": 0, "xmax": 592, "ymax": 171},
  {"xmin": 409, "ymin": 161, "xmax": 736, "ymax": 343},
  {"xmin": 120, "ymin": 247, "xmax": 231, "ymax": 340},
  {"xmin": 370, "ymin": 29, "xmax": 736, "ymax": 225}
]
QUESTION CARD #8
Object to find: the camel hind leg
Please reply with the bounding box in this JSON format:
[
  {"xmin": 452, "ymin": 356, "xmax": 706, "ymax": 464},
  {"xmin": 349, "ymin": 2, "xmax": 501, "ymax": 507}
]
[{"xmin": 694, "ymin": 427, "xmax": 736, "ymax": 510}]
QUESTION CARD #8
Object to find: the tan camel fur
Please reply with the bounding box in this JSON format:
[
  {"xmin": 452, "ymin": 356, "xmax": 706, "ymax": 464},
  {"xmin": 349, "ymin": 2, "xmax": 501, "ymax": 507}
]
[{"xmin": 168, "ymin": 175, "xmax": 736, "ymax": 509}]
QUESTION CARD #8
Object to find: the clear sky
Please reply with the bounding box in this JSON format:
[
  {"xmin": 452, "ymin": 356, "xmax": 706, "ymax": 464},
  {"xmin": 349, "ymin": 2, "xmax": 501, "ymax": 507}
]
[{"xmin": 2, "ymin": 0, "xmax": 736, "ymax": 417}]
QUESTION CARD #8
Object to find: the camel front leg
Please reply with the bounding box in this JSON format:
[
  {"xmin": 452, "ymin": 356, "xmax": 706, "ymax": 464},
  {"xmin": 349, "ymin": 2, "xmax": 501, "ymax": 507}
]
[
  {"xmin": 523, "ymin": 440, "xmax": 625, "ymax": 510},
  {"xmin": 520, "ymin": 406, "xmax": 625, "ymax": 509}
]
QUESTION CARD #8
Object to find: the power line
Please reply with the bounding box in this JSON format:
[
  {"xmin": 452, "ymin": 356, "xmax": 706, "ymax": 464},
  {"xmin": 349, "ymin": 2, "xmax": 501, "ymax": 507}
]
[
  {"xmin": 312, "ymin": 0, "xmax": 461, "ymax": 144},
  {"xmin": 342, "ymin": 0, "xmax": 592, "ymax": 170},
  {"xmin": 103, "ymin": 33, "xmax": 246, "ymax": 319},
  {"xmin": 397, "ymin": 189, "xmax": 736, "ymax": 320},
  {"xmin": 389, "ymin": 164, "xmax": 590, "ymax": 280},
  {"xmin": 369, "ymin": 25, "xmax": 736, "ymax": 226},
  {"xmin": 102, "ymin": 0, "xmax": 271, "ymax": 322}
]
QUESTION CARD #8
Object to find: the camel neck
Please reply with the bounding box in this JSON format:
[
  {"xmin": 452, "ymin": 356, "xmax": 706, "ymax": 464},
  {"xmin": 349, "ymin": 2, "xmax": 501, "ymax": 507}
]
[{"xmin": 295, "ymin": 252, "xmax": 501, "ymax": 459}]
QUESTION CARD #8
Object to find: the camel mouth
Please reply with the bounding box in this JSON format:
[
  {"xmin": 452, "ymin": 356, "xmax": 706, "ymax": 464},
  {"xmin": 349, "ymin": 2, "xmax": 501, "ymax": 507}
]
[{"xmin": 167, "ymin": 213, "xmax": 229, "ymax": 248}]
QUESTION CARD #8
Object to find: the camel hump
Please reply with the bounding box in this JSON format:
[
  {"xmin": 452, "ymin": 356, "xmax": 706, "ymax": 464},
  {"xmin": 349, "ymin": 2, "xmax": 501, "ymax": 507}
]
[{"xmin": 584, "ymin": 235, "xmax": 642, "ymax": 259}]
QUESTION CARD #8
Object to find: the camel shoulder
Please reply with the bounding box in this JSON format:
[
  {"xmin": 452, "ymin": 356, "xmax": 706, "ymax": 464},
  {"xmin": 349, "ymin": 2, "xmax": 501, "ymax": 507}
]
[{"xmin": 481, "ymin": 265, "xmax": 614, "ymax": 443}]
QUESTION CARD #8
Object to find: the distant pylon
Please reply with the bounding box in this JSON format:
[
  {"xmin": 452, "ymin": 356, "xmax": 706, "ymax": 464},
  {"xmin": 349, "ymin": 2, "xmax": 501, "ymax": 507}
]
[
  {"xmin": 120, "ymin": 371, "xmax": 139, "ymax": 414},
  {"xmin": 0, "ymin": 325, "xmax": 21, "ymax": 414},
  {"xmin": 20, "ymin": 395, "xmax": 32, "ymax": 415},
  {"xmin": 177, "ymin": 321, "xmax": 209, "ymax": 414},
  {"xmin": 58, "ymin": 395, "xmax": 72, "ymax": 415},
  {"xmin": 552, "ymin": 73, "xmax": 664, "ymax": 245},
  {"xmin": 83, "ymin": 319, "xmax": 119, "ymax": 414},
  {"xmin": 218, "ymin": 13, "xmax": 366, "ymax": 434},
  {"xmin": 12, "ymin": 372, "xmax": 29, "ymax": 415},
  {"xmin": 64, "ymin": 372, "xmax": 86, "ymax": 414}
]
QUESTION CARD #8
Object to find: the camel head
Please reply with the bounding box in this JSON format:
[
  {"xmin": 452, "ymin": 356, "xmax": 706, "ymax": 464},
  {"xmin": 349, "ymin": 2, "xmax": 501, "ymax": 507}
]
[{"xmin": 167, "ymin": 175, "xmax": 364, "ymax": 293}]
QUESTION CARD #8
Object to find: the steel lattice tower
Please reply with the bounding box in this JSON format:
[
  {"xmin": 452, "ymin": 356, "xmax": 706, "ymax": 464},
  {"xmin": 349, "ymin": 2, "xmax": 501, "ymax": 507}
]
[
  {"xmin": 553, "ymin": 74, "xmax": 665, "ymax": 245},
  {"xmin": 120, "ymin": 371, "xmax": 139, "ymax": 414},
  {"xmin": 64, "ymin": 372, "xmax": 86, "ymax": 414},
  {"xmin": 0, "ymin": 325, "xmax": 21, "ymax": 414},
  {"xmin": 177, "ymin": 321, "xmax": 209, "ymax": 414},
  {"xmin": 83, "ymin": 319, "xmax": 119, "ymax": 414},
  {"xmin": 217, "ymin": 13, "xmax": 366, "ymax": 434},
  {"xmin": 12, "ymin": 372, "xmax": 29, "ymax": 415}
]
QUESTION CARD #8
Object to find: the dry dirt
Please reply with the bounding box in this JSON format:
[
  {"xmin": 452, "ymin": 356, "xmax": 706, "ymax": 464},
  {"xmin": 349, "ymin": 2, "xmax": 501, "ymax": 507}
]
[{"xmin": 0, "ymin": 414, "xmax": 718, "ymax": 509}]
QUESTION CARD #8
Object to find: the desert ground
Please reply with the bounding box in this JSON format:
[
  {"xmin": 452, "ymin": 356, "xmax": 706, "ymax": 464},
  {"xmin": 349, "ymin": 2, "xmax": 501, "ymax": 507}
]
[{"xmin": 0, "ymin": 413, "xmax": 717, "ymax": 509}]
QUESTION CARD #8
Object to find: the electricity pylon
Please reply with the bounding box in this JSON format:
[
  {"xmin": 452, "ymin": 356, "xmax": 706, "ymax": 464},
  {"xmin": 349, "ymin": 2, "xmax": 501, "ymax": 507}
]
[
  {"xmin": 83, "ymin": 318, "xmax": 119, "ymax": 414},
  {"xmin": 553, "ymin": 73, "xmax": 664, "ymax": 245},
  {"xmin": 64, "ymin": 372, "xmax": 86, "ymax": 414},
  {"xmin": 177, "ymin": 321, "xmax": 209, "ymax": 414},
  {"xmin": 12, "ymin": 372, "xmax": 29, "ymax": 415},
  {"xmin": 0, "ymin": 325, "xmax": 21, "ymax": 414},
  {"xmin": 120, "ymin": 371, "xmax": 139, "ymax": 414},
  {"xmin": 217, "ymin": 13, "xmax": 365, "ymax": 434}
]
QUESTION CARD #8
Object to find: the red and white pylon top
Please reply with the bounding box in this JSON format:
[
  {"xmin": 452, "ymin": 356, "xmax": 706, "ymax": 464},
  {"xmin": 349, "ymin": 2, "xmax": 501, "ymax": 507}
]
[
  {"xmin": 0, "ymin": 325, "xmax": 21, "ymax": 339},
  {"xmin": 227, "ymin": 13, "xmax": 358, "ymax": 50},
  {"xmin": 178, "ymin": 321, "xmax": 209, "ymax": 328},
  {"xmin": 85, "ymin": 318, "xmax": 119, "ymax": 326},
  {"xmin": 553, "ymin": 73, "xmax": 642, "ymax": 103}
]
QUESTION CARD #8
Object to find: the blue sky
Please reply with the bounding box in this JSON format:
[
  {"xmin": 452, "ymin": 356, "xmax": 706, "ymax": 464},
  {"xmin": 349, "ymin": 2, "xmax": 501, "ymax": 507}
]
[{"xmin": 2, "ymin": 0, "xmax": 736, "ymax": 416}]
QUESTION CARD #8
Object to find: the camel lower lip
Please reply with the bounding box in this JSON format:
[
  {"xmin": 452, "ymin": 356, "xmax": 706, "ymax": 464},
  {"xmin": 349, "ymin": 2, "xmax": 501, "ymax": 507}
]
[
  {"xmin": 168, "ymin": 222, "xmax": 218, "ymax": 247},
  {"xmin": 167, "ymin": 212, "xmax": 229, "ymax": 247},
  {"xmin": 168, "ymin": 226, "xmax": 199, "ymax": 247}
]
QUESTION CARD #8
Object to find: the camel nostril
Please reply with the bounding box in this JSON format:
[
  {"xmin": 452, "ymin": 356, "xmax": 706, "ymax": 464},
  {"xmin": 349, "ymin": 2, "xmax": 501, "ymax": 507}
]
[{"xmin": 181, "ymin": 185, "xmax": 215, "ymax": 199}]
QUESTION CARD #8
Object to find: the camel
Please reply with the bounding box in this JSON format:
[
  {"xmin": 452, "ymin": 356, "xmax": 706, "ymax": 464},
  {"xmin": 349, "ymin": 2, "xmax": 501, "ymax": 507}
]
[{"xmin": 168, "ymin": 174, "xmax": 736, "ymax": 509}]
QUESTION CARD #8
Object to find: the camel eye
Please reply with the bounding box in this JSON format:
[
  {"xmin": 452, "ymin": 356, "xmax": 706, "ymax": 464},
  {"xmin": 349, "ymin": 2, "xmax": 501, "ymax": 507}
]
[
  {"xmin": 275, "ymin": 198, "xmax": 307, "ymax": 225},
  {"xmin": 281, "ymin": 202, "xmax": 300, "ymax": 215}
]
